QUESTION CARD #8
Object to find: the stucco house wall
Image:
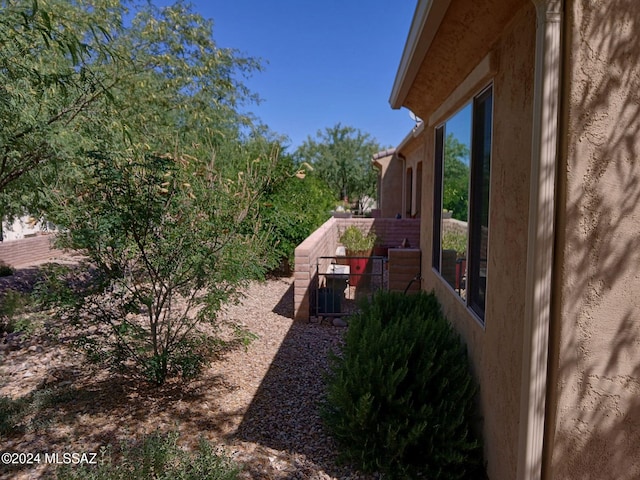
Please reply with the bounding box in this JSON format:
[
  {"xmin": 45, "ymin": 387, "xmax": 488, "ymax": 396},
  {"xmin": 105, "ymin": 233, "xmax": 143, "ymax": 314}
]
[
  {"xmin": 372, "ymin": 125, "xmax": 425, "ymax": 220},
  {"xmin": 414, "ymin": 5, "xmax": 536, "ymax": 479},
  {"xmin": 547, "ymin": 1, "xmax": 640, "ymax": 478},
  {"xmin": 372, "ymin": 150, "xmax": 404, "ymax": 218},
  {"xmin": 394, "ymin": 0, "xmax": 640, "ymax": 478},
  {"xmin": 402, "ymin": 134, "xmax": 425, "ymax": 218}
]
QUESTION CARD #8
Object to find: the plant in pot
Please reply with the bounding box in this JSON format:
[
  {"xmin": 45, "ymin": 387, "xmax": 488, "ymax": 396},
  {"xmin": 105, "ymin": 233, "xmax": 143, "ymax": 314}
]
[
  {"xmin": 373, "ymin": 234, "xmax": 390, "ymax": 258},
  {"xmin": 339, "ymin": 226, "xmax": 377, "ymax": 287},
  {"xmin": 442, "ymin": 230, "xmax": 467, "ymax": 291}
]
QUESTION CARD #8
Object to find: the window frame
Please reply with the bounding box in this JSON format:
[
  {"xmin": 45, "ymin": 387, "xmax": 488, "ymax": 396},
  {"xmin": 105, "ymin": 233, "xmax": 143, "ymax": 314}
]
[
  {"xmin": 432, "ymin": 83, "xmax": 494, "ymax": 324},
  {"xmin": 432, "ymin": 125, "xmax": 444, "ymax": 270},
  {"xmin": 467, "ymin": 85, "xmax": 493, "ymax": 320}
]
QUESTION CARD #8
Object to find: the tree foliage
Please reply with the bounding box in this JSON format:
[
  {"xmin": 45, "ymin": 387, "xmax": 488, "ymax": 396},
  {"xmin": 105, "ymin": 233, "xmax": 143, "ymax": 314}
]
[
  {"xmin": 443, "ymin": 133, "xmax": 470, "ymax": 221},
  {"xmin": 0, "ymin": 0, "xmax": 328, "ymax": 383},
  {"xmin": 0, "ymin": 0, "xmax": 127, "ymax": 222},
  {"xmin": 293, "ymin": 123, "xmax": 382, "ymax": 210},
  {"xmin": 47, "ymin": 148, "xmax": 276, "ymax": 384},
  {"xmin": 0, "ymin": 0, "xmax": 262, "ymax": 211},
  {"xmin": 260, "ymin": 153, "xmax": 333, "ymax": 267},
  {"xmin": 0, "ymin": 0, "xmax": 345, "ymax": 383}
]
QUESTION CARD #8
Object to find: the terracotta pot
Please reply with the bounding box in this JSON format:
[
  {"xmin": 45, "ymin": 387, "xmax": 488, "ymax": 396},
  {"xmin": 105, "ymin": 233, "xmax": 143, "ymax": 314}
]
[{"xmin": 346, "ymin": 249, "xmax": 372, "ymax": 287}]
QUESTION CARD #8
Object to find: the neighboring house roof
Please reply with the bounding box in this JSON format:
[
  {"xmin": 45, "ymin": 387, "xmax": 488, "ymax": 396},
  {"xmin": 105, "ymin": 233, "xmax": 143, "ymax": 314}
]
[{"xmin": 371, "ymin": 148, "xmax": 396, "ymax": 163}]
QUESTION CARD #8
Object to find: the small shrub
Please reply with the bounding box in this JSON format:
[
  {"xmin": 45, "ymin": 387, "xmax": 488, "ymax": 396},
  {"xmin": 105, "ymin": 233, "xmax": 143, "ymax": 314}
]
[
  {"xmin": 339, "ymin": 225, "xmax": 377, "ymax": 253},
  {"xmin": 0, "ymin": 387, "xmax": 90, "ymax": 438},
  {"xmin": 0, "ymin": 395, "xmax": 24, "ymax": 436},
  {"xmin": 0, "ymin": 261, "xmax": 13, "ymax": 277},
  {"xmin": 0, "ymin": 289, "xmax": 34, "ymax": 335},
  {"xmin": 442, "ymin": 230, "xmax": 467, "ymax": 258},
  {"xmin": 323, "ymin": 291, "xmax": 484, "ymax": 479},
  {"xmin": 56, "ymin": 430, "xmax": 240, "ymax": 480},
  {"xmin": 45, "ymin": 152, "xmax": 274, "ymax": 385},
  {"xmin": 30, "ymin": 263, "xmax": 84, "ymax": 310}
]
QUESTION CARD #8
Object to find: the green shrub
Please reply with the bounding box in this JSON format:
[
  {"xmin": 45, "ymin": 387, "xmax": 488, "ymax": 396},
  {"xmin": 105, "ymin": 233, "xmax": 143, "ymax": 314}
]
[
  {"xmin": 0, "ymin": 261, "xmax": 13, "ymax": 277},
  {"xmin": 46, "ymin": 150, "xmax": 275, "ymax": 385},
  {"xmin": 442, "ymin": 230, "xmax": 467, "ymax": 258},
  {"xmin": 0, "ymin": 289, "xmax": 27, "ymax": 318},
  {"xmin": 56, "ymin": 430, "xmax": 240, "ymax": 480},
  {"xmin": 0, "ymin": 289, "xmax": 34, "ymax": 335},
  {"xmin": 339, "ymin": 225, "xmax": 377, "ymax": 253},
  {"xmin": 323, "ymin": 291, "xmax": 484, "ymax": 479},
  {"xmin": 261, "ymin": 155, "xmax": 334, "ymax": 268},
  {"xmin": 30, "ymin": 263, "xmax": 81, "ymax": 310},
  {"xmin": 0, "ymin": 395, "xmax": 24, "ymax": 436}
]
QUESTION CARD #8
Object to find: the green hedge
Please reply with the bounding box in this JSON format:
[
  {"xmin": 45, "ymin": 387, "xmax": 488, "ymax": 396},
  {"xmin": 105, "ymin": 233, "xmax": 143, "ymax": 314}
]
[{"xmin": 323, "ymin": 291, "xmax": 485, "ymax": 479}]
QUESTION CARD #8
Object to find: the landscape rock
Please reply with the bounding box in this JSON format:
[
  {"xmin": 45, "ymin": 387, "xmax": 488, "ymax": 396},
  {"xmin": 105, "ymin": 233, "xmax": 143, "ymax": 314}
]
[{"xmin": 332, "ymin": 317, "xmax": 348, "ymax": 327}]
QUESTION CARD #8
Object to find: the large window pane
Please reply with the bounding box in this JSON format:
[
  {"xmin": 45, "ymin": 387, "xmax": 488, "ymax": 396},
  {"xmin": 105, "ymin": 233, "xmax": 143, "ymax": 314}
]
[
  {"xmin": 436, "ymin": 105, "xmax": 471, "ymax": 294},
  {"xmin": 433, "ymin": 86, "xmax": 493, "ymax": 322}
]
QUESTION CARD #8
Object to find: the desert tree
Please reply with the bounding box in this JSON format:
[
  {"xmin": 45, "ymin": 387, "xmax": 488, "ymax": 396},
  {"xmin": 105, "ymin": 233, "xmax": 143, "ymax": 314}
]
[
  {"xmin": 13, "ymin": 0, "xmax": 276, "ymax": 384},
  {"xmin": 293, "ymin": 123, "xmax": 382, "ymax": 212}
]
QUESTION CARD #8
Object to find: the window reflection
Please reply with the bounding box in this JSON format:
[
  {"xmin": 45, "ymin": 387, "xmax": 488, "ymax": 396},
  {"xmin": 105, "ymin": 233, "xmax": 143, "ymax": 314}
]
[
  {"xmin": 432, "ymin": 87, "xmax": 493, "ymax": 322},
  {"xmin": 440, "ymin": 104, "xmax": 471, "ymax": 295}
]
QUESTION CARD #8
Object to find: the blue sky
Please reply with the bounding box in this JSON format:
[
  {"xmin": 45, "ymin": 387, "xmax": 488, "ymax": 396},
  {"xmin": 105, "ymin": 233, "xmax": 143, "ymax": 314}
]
[{"xmin": 152, "ymin": 1, "xmax": 419, "ymax": 152}]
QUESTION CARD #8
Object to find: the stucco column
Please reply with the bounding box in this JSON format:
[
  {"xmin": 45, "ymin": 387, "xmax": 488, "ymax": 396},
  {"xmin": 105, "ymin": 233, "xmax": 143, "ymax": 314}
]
[{"xmin": 517, "ymin": 1, "xmax": 563, "ymax": 480}]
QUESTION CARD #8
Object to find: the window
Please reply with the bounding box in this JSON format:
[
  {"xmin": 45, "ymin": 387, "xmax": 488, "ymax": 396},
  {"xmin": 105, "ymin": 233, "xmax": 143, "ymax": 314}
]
[
  {"xmin": 405, "ymin": 167, "xmax": 413, "ymax": 218},
  {"xmin": 433, "ymin": 85, "xmax": 493, "ymax": 321}
]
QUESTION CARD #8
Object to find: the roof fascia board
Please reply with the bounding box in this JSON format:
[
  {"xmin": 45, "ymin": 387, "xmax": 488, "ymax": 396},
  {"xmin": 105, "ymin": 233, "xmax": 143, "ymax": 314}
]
[
  {"xmin": 396, "ymin": 121, "xmax": 425, "ymax": 155},
  {"xmin": 389, "ymin": 0, "xmax": 452, "ymax": 110}
]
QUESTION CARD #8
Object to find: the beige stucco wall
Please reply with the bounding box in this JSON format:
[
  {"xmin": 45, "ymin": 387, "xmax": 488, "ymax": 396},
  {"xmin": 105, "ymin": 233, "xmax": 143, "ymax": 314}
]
[
  {"xmin": 411, "ymin": 5, "xmax": 536, "ymax": 479},
  {"xmin": 402, "ymin": 142, "xmax": 425, "ymax": 218},
  {"xmin": 374, "ymin": 153, "xmax": 404, "ymax": 218},
  {"xmin": 547, "ymin": 1, "xmax": 640, "ymax": 478}
]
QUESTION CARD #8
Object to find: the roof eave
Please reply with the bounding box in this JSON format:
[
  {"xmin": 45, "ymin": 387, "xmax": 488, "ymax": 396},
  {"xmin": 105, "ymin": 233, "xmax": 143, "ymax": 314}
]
[
  {"xmin": 389, "ymin": 0, "xmax": 452, "ymax": 110},
  {"xmin": 396, "ymin": 121, "xmax": 425, "ymax": 154}
]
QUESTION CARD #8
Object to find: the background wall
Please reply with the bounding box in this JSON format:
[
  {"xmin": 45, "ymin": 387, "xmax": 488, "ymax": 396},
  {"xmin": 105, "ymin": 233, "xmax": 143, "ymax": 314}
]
[{"xmin": 0, "ymin": 235, "xmax": 65, "ymax": 268}]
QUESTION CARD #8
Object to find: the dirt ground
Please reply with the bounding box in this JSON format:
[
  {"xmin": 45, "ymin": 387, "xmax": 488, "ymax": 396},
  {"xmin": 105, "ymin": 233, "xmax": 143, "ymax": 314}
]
[{"xmin": 0, "ymin": 264, "xmax": 376, "ymax": 480}]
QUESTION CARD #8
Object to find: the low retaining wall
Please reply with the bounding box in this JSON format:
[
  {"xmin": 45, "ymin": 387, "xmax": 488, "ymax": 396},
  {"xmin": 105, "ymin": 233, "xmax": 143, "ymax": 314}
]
[
  {"xmin": 0, "ymin": 235, "xmax": 66, "ymax": 268},
  {"xmin": 293, "ymin": 217, "xmax": 420, "ymax": 321},
  {"xmin": 294, "ymin": 218, "xmax": 339, "ymax": 321}
]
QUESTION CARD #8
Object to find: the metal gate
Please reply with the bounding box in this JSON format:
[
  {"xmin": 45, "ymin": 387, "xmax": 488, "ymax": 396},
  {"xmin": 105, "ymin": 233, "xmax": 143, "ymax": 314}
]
[{"xmin": 313, "ymin": 255, "xmax": 386, "ymax": 321}]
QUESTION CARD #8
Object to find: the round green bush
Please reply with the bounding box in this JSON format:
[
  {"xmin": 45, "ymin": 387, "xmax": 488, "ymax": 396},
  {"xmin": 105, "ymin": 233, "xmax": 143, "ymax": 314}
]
[{"xmin": 323, "ymin": 291, "xmax": 485, "ymax": 479}]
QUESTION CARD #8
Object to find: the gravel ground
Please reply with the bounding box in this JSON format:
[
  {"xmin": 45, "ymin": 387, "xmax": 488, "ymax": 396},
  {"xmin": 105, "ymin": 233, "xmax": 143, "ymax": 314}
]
[{"xmin": 0, "ymin": 266, "xmax": 377, "ymax": 479}]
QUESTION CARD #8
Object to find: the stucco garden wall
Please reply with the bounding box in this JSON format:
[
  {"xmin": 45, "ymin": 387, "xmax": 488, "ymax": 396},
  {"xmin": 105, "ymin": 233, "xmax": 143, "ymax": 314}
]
[
  {"xmin": 416, "ymin": 6, "xmax": 536, "ymax": 479},
  {"xmin": 548, "ymin": 1, "xmax": 640, "ymax": 478}
]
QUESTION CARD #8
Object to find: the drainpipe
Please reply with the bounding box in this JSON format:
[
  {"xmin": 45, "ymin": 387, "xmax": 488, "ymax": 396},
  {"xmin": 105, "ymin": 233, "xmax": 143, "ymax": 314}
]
[{"xmin": 517, "ymin": 1, "xmax": 563, "ymax": 480}]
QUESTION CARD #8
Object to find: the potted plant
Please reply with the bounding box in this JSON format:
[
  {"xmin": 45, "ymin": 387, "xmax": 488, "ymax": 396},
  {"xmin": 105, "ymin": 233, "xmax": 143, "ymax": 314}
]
[
  {"xmin": 339, "ymin": 226, "xmax": 377, "ymax": 287},
  {"xmin": 373, "ymin": 234, "xmax": 390, "ymax": 258}
]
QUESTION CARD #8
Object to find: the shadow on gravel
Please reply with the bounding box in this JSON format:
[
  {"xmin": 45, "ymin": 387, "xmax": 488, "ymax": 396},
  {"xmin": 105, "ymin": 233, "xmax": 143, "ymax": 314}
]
[
  {"xmin": 0, "ymin": 369, "xmax": 247, "ymax": 479},
  {"xmin": 271, "ymin": 282, "xmax": 294, "ymax": 319},
  {"xmin": 232, "ymin": 282, "xmax": 357, "ymax": 478}
]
